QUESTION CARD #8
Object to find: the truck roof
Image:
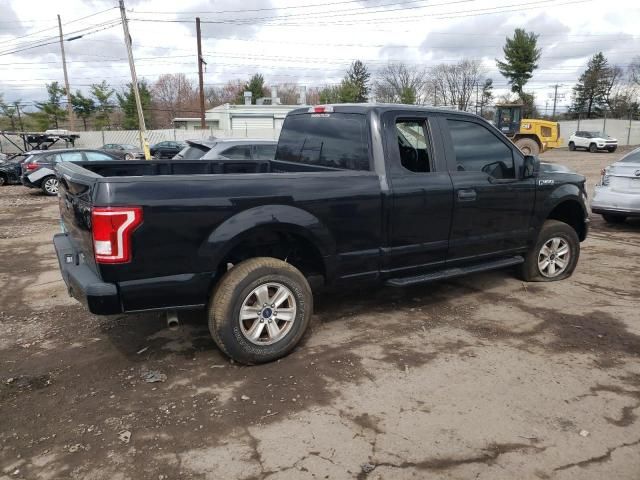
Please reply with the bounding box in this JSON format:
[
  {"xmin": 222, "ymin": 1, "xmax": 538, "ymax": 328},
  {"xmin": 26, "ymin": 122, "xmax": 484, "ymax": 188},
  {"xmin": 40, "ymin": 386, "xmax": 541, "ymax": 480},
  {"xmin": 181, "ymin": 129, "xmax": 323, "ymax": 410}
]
[{"xmin": 288, "ymin": 103, "xmax": 476, "ymax": 117}]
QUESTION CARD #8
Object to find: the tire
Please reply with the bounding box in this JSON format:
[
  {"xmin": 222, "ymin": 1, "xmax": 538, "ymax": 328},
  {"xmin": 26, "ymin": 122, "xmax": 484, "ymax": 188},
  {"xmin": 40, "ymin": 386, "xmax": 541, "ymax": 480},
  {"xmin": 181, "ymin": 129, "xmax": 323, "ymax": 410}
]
[
  {"xmin": 520, "ymin": 220, "xmax": 580, "ymax": 282},
  {"xmin": 0, "ymin": 174, "xmax": 6, "ymax": 186},
  {"xmin": 208, "ymin": 257, "xmax": 313, "ymax": 365},
  {"xmin": 589, "ymin": 143, "xmax": 597, "ymax": 153},
  {"xmin": 515, "ymin": 138, "xmax": 540, "ymax": 156},
  {"xmin": 124, "ymin": 153, "xmax": 134, "ymax": 160},
  {"xmin": 41, "ymin": 176, "xmax": 59, "ymax": 196},
  {"xmin": 568, "ymin": 142, "xmax": 576, "ymax": 151},
  {"xmin": 602, "ymin": 214, "xmax": 626, "ymax": 224},
  {"xmin": 608, "ymin": 147, "xmax": 617, "ymax": 153}
]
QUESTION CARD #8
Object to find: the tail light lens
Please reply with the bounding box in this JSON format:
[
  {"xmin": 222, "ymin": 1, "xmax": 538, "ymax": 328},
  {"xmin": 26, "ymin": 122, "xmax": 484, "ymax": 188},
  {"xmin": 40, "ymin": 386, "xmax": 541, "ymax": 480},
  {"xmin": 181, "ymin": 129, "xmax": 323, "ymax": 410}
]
[
  {"xmin": 26, "ymin": 162, "xmax": 39, "ymax": 170},
  {"xmin": 92, "ymin": 207, "xmax": 143, "ymax": 264}
]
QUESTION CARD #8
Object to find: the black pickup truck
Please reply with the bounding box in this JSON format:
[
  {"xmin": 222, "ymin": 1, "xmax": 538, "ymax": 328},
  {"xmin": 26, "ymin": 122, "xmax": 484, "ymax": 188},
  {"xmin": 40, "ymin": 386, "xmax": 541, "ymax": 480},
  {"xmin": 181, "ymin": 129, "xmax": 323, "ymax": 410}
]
[{"xmin": 54, "ymin": 104, "xmax": 589, "ymax": 364}]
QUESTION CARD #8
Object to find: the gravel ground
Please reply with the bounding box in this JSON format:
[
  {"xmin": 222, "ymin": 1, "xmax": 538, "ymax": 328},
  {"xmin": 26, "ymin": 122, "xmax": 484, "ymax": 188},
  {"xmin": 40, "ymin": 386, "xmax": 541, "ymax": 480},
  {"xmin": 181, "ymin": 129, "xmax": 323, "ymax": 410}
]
[{"xmin": 0, "ymin": 149, "xmax": 639, "ymax": 480}]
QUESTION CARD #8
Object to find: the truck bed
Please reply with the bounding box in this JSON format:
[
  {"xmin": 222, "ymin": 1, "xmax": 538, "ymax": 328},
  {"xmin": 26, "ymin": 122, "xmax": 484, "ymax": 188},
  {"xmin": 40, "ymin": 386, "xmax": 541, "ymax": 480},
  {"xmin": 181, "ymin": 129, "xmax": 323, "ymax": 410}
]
[{"xmin": 61, "ymin": 159, "xmax": 340, "ymax": 179}]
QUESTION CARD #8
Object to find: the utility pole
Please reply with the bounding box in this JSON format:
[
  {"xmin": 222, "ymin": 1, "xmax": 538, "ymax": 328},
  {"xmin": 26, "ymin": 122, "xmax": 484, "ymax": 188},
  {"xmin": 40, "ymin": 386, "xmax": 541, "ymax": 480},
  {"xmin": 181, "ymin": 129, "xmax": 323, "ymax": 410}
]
[
  {"xmin": 196, "ymin": 17, "xmax": 207, "ymax": 129},
  {"xmin": 14, "ymin": 102, "xmax": 24, "ymax": 131},
  {"xmin": 552, "ymin": 83, "xmax": 561, "ymax": 119},
  {"xmin": 119, "ymin": 0, "xmax": 150, "ymax": 159},
  {"xmin": 57, "ymin": 14, "xmax": 75, "ymax": 131}
]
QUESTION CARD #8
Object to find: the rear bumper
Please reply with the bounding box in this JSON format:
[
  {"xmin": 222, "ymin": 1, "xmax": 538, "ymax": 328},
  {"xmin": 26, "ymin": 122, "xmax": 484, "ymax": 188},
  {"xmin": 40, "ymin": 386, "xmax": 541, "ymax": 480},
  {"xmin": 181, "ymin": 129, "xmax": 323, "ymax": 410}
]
[
  {"xmin": 591, "ymin": 186, "xmax": 640, "ymax": 217},
  {"xmin": 54, "ymin": 233, "xmax": 122, "ymax": 315},
  {"xmin": 21, "ymin": 175, "xmax": 40, "ymax": 188}
]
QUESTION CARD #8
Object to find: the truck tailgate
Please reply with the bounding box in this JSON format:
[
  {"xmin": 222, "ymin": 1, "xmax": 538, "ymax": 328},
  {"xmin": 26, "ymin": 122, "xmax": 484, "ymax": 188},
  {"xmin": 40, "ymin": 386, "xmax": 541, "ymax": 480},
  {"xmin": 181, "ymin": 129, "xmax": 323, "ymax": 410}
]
[{"xmin": 56, "ymin": 162, "xmax": 101, "ymax": 273}]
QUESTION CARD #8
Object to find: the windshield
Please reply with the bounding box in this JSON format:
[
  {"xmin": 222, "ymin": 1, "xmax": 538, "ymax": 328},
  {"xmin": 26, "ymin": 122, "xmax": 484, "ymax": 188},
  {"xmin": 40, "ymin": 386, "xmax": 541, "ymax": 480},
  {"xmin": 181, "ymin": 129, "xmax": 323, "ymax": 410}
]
[
  {"xmin": 174, "ymin": 144, "xmax": 210, "ymax": 160},
  {"xmin": 276, "ymin": 113, "xmax": 369, "ymax": 170},
  {"xmin": 619, "ymin": 148, "xmax": 640, "ymax": 163}
]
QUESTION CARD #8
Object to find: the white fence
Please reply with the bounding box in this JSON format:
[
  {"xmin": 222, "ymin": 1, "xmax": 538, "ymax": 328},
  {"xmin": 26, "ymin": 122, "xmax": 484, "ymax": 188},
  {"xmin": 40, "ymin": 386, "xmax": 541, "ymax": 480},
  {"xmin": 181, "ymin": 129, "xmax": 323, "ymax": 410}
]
[
  {"xmin": 0, "ymin": 128, "xmax": 280, "ymax": 154},
  {"xmin": 558, "ymin": 118, "xmax": 640, "ymax": 147}
]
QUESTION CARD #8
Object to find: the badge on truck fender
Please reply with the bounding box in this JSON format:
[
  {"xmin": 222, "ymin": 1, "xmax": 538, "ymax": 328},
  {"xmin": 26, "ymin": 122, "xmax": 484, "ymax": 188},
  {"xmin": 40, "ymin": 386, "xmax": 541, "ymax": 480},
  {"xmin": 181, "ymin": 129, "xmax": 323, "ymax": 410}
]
[{"xmin": 539, "ymin": 179, "xmax": 555, "ymax": 185}]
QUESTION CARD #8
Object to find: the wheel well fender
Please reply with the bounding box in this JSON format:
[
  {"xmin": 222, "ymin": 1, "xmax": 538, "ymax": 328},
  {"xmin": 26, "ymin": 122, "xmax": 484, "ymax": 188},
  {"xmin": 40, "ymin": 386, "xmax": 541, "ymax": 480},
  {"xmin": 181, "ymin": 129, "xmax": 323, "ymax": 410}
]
[
  {"xmin": 513, "ymin": 134, "xmax": 542, "ymax": 148},
  {"xmin": 200, "ymin": 205, "xmax": 335, "ymax": 276},
  {"xmin": 540, "ymin": 190, "xmax": 588, "ymax": 241}
]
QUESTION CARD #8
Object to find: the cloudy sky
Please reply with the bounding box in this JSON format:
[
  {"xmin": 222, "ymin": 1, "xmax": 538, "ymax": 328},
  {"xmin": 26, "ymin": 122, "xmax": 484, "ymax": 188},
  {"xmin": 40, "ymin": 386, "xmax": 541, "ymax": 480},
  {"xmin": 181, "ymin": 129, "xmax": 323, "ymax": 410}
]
[{"xmin": 1, "ymin": 0, "xmax": 638, "ymax": 113}]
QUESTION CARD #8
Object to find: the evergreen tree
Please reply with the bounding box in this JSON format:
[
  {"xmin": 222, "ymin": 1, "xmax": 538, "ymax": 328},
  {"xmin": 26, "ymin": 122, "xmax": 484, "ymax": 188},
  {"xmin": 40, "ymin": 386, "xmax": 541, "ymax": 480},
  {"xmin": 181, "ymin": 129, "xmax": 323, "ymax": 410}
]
[
  {"xmin": 345, "ymin": 60, "xmax": 370, "ymax": 102},
  {"xmin": 236, "ymin": 74, "xmax": 269, "ymax": 104},
  {"xmin": 34, "ymin": 82, "xmax": 67, "ymax": 129},
  {"xmin": 496, "ymin": 29, "xmax": 541, "ymax": 100},
  {"xmin": 90, "ymin": 81, "xmax": 115, "ymax": 129},
  {"xmin": 70, "ymin": 91, "xmax": 96, "ymax": 131},
  {"xmin": 570, "ymin": 52, "xmax": 616, "ymax": 118},
  {"xmin": 116, "ymin": 81, "xmax": 152, "ymax": 130}
]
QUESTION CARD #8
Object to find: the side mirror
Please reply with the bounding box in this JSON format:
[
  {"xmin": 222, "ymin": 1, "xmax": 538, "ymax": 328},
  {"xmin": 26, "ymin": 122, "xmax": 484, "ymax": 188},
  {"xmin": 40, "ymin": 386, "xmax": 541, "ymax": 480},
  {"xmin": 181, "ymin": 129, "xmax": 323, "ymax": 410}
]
[{"xmin": 522, "ymin": 155, "xmax": 540, "ymax": 179}]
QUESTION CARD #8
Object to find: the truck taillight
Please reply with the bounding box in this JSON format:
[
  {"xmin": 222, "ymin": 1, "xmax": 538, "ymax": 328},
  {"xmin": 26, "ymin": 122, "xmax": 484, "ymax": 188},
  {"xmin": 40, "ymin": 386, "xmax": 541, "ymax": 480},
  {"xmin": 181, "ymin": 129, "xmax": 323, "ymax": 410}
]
[{"xmin": 92, "ymin": 207, "xmax": 142, "ymax": 264}]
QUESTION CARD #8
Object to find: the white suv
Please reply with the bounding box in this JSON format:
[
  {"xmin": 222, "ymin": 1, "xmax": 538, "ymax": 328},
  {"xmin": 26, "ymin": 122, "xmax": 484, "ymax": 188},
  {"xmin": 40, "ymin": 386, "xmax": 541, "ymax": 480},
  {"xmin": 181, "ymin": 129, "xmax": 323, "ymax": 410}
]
[{"xmin": 568, "ymin": 131, "xmax": 618, "ymax": 153}]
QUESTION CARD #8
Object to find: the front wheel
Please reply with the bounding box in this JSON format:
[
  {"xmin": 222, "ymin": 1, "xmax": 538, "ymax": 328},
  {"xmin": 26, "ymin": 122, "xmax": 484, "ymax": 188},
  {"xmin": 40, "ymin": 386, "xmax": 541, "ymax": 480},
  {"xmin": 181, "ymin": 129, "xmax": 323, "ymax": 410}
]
[
  {"xmin": 608, "ymin": 147, "xmax": 617, "ymax": 153},
  {"xmin": 208, "ymin": 257, "xmax": 313, "ymax": 365},
  {"xmin": 0, "ymin": 175, "xmax": 6, "ymax": 186},
  {"xmin": 589, "ymin": 143, "xmax": 597, "ymax": 153},
  {"xmin": 41, "ymin": 176, "xmax": 59, "ymax": 196},
  {"xmin": 520, "ymin": 220, "xmax": 580, "ymax": 282}
]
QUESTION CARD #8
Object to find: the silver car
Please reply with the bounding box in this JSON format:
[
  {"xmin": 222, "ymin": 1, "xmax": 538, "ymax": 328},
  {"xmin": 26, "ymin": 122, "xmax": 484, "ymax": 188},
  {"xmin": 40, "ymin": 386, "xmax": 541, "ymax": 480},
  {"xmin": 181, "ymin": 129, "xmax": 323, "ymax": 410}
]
[{"xmin": 591, "ymin": 147, "xmax": 640, "ymax": 223}]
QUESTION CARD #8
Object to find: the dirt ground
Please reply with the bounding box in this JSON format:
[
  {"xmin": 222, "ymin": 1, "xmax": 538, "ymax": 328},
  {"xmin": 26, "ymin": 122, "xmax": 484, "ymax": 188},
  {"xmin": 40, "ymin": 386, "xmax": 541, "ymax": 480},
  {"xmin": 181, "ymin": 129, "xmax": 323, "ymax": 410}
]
[{"xmin": 1, "ymin": 148, "xmax": 639, "ymax": 480}]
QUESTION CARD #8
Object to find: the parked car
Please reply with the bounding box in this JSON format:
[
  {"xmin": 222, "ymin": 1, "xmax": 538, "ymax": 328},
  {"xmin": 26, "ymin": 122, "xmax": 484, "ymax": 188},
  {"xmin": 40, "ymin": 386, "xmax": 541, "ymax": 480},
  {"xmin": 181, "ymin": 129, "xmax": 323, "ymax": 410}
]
[
  {"xmin": 173, "ymin": 139, "xmax": 277, "ymax": 160},
  {"xmin": 54, "ymin": 104, "xmax": 588, "ymax": 364},
  {"xmin": 99, "ymin": 143, "xmax": 145, "ymax": 160},
  {"xmin": 150, "ymin": 141, "xmax": 186, "ymax": 159},
  {"xmin": 201, "ymin": 139, "xmax": 278, "ymax": 160},
  {"xmin": 22, "ymin": 149, "xmax": 119, "ymax": 195},
  {"xmin": 568, "ymin": 131, "xmax": 618, "ymax": 153},
  {"xmin": 591, "ymin": 146, "xmax": 640, "ymax": 223},
  {"xmin": 0, "ymin": 154, "xmax": 24, "ymax": 185},
  {"xmin": 173, "ymin": 139, "xmax": 218, "ymax": 160}
]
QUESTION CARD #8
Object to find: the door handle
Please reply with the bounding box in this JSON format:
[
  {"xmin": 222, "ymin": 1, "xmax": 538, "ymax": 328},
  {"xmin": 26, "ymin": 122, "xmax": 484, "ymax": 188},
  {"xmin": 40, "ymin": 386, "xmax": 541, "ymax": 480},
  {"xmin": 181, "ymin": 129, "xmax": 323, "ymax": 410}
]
[{"xmin": 457, "ymin": 189, "xmax": 477, "ymax": 201}]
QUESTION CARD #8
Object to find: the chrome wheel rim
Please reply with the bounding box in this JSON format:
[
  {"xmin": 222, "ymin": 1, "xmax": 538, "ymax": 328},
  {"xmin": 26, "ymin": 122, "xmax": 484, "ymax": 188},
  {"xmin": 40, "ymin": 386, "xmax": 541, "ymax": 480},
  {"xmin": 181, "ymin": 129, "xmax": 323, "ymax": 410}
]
[
  {"xmin": 538, "ymin": 237, "xmax": 570, "ymax": 278},
  {"xmin": 44, "ymin": 178, "xmax": 59, "ymax": 195},
  {"xmin": 239, "ymin": 282, "xmax": 297, "ymax": 346}
]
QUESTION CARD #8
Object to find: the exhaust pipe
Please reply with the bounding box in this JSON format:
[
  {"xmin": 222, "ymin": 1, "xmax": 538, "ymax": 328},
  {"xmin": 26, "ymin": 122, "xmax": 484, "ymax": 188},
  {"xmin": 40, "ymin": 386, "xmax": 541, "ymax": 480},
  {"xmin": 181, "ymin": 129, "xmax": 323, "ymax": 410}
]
[{"xmin": 167, "ymin": 310, "xmax": 179, "ymax": 329}]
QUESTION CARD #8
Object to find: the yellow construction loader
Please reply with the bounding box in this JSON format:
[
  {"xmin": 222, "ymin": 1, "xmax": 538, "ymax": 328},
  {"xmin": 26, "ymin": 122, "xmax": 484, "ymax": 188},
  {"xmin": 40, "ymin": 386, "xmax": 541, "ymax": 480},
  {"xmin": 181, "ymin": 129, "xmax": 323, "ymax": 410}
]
[{"xmin": 494, "ymin": 104, "xmax": 562, "ymax": 156}]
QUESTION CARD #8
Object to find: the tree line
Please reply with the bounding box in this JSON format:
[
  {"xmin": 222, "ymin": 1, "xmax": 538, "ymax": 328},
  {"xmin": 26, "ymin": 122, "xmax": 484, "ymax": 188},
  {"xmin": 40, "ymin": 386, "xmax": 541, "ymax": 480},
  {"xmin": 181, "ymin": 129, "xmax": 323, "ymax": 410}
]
[{"xmin": 1, "ymin": 27, "xmax": 639, "ymax": 131}]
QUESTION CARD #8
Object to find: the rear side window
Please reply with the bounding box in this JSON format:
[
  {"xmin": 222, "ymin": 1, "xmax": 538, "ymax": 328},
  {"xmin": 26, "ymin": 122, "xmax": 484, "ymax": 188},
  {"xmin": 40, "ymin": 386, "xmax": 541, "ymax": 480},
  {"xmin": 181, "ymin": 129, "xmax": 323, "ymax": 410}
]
[
  {"xmin": 85, "ymin": 152, "xmax": 115, "ymax": 161},
  {"xmin": 447, "ymin": 119, "xmax": 515, "ymax": 179},
  {"xmin": 395, "ymin": 120, "xmax": 431, "ymax": 173},
  {"xmin": 221, "ymin": 145, "xmax": 251, "ymax": 159},
  {"xmin": 255, "ymin": 144, "xmax": 277, "ymax": 159},
  {"xmin": 276, "ymin": 113, "xmax": 370, "ymax": 170}
]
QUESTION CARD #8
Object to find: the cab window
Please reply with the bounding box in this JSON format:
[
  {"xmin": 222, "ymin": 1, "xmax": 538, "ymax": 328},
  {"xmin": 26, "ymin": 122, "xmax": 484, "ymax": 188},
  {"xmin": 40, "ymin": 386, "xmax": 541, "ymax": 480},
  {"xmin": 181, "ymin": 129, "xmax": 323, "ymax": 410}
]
[
  {"xmin": 447, "ymin": 119, "xmax": 515, "ymax": 179},
  {"xmin": 395, "ymin": 119, "xmax": 431, "ymax": 173}
]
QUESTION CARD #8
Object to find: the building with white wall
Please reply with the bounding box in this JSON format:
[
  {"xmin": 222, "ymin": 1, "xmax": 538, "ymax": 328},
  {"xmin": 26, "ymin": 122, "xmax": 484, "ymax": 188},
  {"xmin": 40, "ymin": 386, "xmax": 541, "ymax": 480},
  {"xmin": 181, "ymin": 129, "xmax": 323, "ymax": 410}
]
[{"xmin": 173, "ymin": 103, "xmax": 301, "ymax": 132}]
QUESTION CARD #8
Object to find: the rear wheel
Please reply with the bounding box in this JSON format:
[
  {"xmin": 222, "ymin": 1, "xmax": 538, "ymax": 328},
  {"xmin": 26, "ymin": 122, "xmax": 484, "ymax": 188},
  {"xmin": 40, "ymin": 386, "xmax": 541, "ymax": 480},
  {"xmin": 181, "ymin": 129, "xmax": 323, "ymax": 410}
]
[
  {"xmin": 124, "ymin": 153, "xmax": 134, "ymax": 160},
  {"xmin": 515, "ymin": 138, "xmax": 540, "ymax": 156},
  {"xmin": 589, "ymin": 143, "xmax": 597, "ymax": 153},
  {"xmin": 208, "ymin": 257, "xmax": 313, "ymax": 365},
  {"xmin": 602, "ymin": 214, "xmax": 626, "ymax": 224},
  {"xmin": 520, "ymin": 220, "xmax": 580, "ymax": 282},
  {"xmin": 0, "ymin": 174, "xmax": 6, "ymax": 186},
  {"xmin": 568, "ymin": 142, "xmax": 576, "ymax": 151},
  {"xmin": 41, "ymin": 176, "xmax": 59, "ymax": 196}
]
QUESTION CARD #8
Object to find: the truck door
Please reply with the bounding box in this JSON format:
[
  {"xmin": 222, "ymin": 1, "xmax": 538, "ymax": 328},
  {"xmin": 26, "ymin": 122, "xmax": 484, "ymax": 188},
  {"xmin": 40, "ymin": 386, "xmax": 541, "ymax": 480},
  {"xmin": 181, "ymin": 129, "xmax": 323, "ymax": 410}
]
[
  {"xmin": 438, "ymin": 116, "xmax": 536, "ymax": 262},
  {"xmin": 382, "ymin": 112, "xmax": 453, "ymax": 276}
]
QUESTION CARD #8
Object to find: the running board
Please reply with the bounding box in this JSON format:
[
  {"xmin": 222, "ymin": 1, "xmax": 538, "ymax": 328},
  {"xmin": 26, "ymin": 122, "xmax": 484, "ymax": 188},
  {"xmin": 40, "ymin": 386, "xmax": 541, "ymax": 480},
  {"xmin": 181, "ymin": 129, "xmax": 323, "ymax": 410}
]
[{"xmin": 385, "ymin": 256, "xmax": 524, "ymax": 287}]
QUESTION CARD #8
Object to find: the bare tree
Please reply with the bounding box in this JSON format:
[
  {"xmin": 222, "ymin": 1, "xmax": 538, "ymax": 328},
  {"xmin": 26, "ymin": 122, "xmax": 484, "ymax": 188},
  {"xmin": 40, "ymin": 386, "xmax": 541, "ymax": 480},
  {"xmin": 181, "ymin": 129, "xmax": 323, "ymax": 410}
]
[
  {"xmin": 205, "ymin": 80, "xmax": 245, "ymax": 108},
  {"xmin": 277, "ymin": 83, "xmax": 301, "ymax": 105},
  {"xmin": 152, "ymin": 73, "xmax": 199, "ymax": 127},
  {"xmin": 372, "ymin": 63, "xmax": 429, "ymax": 104},
  {"xmin": 430, "ymin": 59, "xmax": 485, "ymax": 111}
]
